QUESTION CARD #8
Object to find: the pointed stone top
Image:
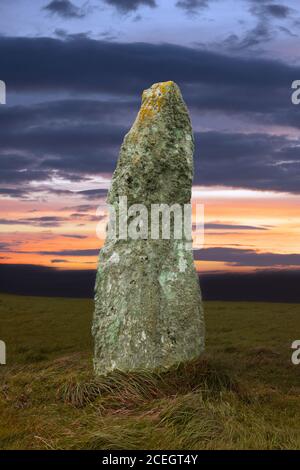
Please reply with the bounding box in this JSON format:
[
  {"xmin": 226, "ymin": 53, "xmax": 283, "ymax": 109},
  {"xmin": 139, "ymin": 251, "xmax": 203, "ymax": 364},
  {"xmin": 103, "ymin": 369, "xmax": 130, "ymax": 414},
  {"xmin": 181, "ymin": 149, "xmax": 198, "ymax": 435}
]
[
  {"xmin": 142, "ymin": 81, "xmax": 178, "ymax": 101},
  {"xmin": 138, "ymin": 81, "xmax": 182, "ymax": 123}
]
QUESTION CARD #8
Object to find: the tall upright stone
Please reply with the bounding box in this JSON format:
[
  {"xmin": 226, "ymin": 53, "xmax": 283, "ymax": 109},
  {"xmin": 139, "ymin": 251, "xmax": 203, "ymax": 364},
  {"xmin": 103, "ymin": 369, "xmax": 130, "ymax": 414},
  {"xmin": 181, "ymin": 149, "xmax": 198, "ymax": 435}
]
[{"xmin": 93, "ymin": 81, "xmax": 204, "ymax": 375}]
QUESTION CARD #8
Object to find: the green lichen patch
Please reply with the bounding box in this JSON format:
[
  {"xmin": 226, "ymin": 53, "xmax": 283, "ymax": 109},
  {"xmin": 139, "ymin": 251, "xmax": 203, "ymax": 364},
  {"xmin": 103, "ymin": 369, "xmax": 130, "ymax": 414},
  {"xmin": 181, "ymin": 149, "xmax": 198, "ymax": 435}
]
[{"xmin": 93, "ymin": 82, "xmax": 204, "ymax": 375}]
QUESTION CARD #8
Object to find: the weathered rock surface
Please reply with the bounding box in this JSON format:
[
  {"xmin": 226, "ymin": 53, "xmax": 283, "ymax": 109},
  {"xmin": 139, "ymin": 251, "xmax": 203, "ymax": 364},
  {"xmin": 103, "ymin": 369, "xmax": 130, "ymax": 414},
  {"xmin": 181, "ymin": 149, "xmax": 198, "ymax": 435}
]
[{"xmin": 93, "ymin": 81, "xmax": 204, "ymax": 375}]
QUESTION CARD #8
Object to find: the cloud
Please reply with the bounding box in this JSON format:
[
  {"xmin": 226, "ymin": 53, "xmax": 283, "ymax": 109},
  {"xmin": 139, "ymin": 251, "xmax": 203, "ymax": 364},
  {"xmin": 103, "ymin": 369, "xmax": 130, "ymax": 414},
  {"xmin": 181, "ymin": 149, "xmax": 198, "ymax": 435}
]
[
  {"xmin": 6, "ymin": 245, "xmax": 300, "ymax": 268},
  {"xmin": 0, "ymin": 103, "xmax": 125, "ymax": 179},
  {"xmin": 0, "ymin": 242, "xmax": 10, "ymax": 251},
  {"xmin": 0, "ymin": 188, "xmax": 30, "ymax": 198},
  {"xmin": 77, "ymin": 189, "xmax": 108, "ymax": 199},
  {"xmin": 0, "ymin": 78, "xmax": 297, "ymax": 130},
  {"xmin": 103, "ymin": 0, "xmax": 156, "ymax": 13},
  {"xmin": 0, "ymin": 216, "xmax": 66, "ymax": 227},
  {"xmin": 51, "ymin": 258, "xmax": 70, "ymax": 263},
  {"xmin": 194, "ymin": 131, "xmax": 300, "ymax": 193},
  {"xmin": 248, "ymin": 0, "xmax": 292, "ymax": 18},
  {"xmin": 1, "ymin": 37, "xmax": 298, "ymax": 94},
  {"xmin": 224, "ymin": 20, "xmax": 273, "ymax": 51},
  {"xmin": 54, "ymin": 29, "xmax": 93, "ymax": 40},
  {"xmin": 60, "ymin": 204, "xmax": 97, "ymax": 212},
  {"xmin": 0, "ymin": 213, "xmax": 99, "ymax": 227},
  {"xmin": 194, "ymin": 247, "xmax": 300, "ymax": 267},
  {"xmin": 43, "ymin": 0, "xmax": 87, "ymax": 19},
  {"xmin": 61, "ymin": 233, "xmax": 88, "ymax": 238},
  {"xmin": 263, "ymin": 4, "xmax": 292, "ymax": 19},
  {"xmin": 0, "ymin": 97, "xmax": 299, "ymax": 195},
  {"xmin": 204, "ymin": 222, "xmax": 269, "ymax": 231},
  {"xmin": 223, "ymin": 1, "xmax": 294, "ymax": 52},
  {"xmin": 0, "ymin": 39, "xmax": 300, "ymax": 196},
  {"xmin": 176, "ymin": 0, "xmax": 210, "ymax": 14},
  {"xmin": 0, "ymin": 98, "xmax": 135, "ymax": 131},
  {"xmin": 34, "ymin": 248, "xmax": 99, "ymax": 256}
]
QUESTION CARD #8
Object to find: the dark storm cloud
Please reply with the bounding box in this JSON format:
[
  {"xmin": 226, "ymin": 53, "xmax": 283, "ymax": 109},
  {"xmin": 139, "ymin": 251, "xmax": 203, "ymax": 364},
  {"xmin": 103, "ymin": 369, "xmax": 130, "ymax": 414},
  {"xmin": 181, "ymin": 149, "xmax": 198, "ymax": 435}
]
[
  {"xmin": 0, "ymin": 151, "xmax": 32, "ymax": 172},
  {"xmin": 0, "ymin": 154, "xmax": 33, "ymax": 171},
  {"xmin": 103, "ymin": 0, "xmax": 157, "ymax": 13},
  {"xmin": 0, "ymin": 169, "xmax": 49, "ymax": 185},
  {"xmin": 224, "ymin": 21, "xmax": 273, "ymax": 51},
  {"xmin": 248, "ymin": 0, "xmax": 294, "ymax": 19},
  {"xmin": 1, "ymin": 38, "xmax": 300, "ymax": 195},
  {"xmin": 0, "ymin": 99, "xmax": 136, "ymax": 132},
  {"xmin": 54, "ymin": 29, "xmax": 93, "ymax": 40},
  {"xmin": 194, "ymin": 131, "xmax": 300, "ymax": 193},
  {"xmin": 78, "ymin": 189, "xmax": 108, "ymax": 199},
  {"xmin": 0, "ymin": 188, "xmax": 30, "ymax": 198},
  {"xmin": 0, "ymin": 103, "xmax": 125, "ymax": 177},
  {"xmin": 176, "ymin": 0, "xmax": 211, "ymax": 14},
  {"xmin": 0, "ymin": 121, "xmax": 124, "ymax": 153},
  {"xmin": 0, "ymin": 83, "xmax": 298, "ymax": 131},
  {"xmin": 194, "ymin": 247, "xmax": 300, "ymax": 267},
  {"xmin": 0, "ymin": 99, "xmax": 300, "ymax": 193},
  {"xmin": 1, "ymin": 37, "xmax": 299, "ymax": 94},
  {"xmin": 43, "ymin": 0, "xmax": 86, "ymax": 18},
  {"xmin": 263, "ymin": 4, "xmax": 292, "ymax": 18},
  {"xmin": 248, "ymin": 1, "xmax": 292, "ymax": 19},
  {"xmin": 186, "ymin": 83, "xmax": 298, "ymax": 127},
  {"xmin": 0, "ymin": 37, "xmax": 299, "ymax": 129}
]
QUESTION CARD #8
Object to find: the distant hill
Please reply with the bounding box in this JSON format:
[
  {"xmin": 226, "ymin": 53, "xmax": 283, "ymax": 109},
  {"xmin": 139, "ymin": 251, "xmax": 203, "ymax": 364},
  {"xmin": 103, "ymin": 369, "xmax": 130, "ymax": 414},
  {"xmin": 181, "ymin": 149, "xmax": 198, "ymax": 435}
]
[{"xmin": 0, "ymin": 264, "xmax": 299, "ymax": 302}]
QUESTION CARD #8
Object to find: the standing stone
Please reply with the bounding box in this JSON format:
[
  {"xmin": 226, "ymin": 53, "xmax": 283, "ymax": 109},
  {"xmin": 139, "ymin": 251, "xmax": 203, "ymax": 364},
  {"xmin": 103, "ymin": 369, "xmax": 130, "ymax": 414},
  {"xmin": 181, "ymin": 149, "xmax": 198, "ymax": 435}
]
[{"xmin": 93, "ymin": 81, "xmax": 204, "ymax": 375}]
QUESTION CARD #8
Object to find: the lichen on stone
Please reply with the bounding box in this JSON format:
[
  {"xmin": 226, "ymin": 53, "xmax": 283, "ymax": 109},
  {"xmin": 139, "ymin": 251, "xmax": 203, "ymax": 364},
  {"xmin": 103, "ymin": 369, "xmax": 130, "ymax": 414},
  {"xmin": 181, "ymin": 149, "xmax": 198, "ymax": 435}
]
[{"xmin": 93, "ymin": 81, "xmax": 205, "ymax": 375}]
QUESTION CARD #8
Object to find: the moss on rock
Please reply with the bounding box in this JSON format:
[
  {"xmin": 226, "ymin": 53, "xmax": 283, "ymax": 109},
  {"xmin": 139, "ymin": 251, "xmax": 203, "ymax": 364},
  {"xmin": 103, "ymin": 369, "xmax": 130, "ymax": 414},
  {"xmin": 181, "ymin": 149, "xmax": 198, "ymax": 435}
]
[{"xmin": 93, "ymin": 81, "xmax": 205, "ymax": 375}]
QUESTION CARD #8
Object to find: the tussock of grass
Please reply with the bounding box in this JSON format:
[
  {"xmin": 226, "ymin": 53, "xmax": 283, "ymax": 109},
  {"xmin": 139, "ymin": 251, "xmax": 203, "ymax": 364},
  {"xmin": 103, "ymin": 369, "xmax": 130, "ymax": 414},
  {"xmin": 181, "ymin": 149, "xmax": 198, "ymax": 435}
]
[
  {"xmin": 1, "ymin": 294, "xmax": 300, "ymax": 449},
  {"xmin": 58, "ymin": 379, "xmax": 103, "ymax": 408},
  {"xmin": 159, "ymin": 393, "xmax": 224, "ymax": 445},
  {"xmin": 57, "ymin": 358, "xmax": 238, "ymax": 411}
]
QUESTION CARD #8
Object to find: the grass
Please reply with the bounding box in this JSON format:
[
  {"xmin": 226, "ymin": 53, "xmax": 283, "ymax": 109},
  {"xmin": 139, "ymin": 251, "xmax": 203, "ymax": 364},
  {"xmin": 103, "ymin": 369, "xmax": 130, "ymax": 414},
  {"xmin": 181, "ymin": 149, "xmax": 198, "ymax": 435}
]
[{"xmin": 0, "ymin": 293, "xmax": 300, "ymax": 449}]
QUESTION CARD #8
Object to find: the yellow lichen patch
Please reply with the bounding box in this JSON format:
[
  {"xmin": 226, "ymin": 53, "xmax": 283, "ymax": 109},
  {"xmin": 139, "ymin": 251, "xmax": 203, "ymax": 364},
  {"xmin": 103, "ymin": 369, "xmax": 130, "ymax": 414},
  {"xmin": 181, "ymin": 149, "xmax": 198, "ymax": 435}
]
[
  {"xmin": 137, "ymin": 81, "xmax": 177, "ymax": 125},
  {"xmin": 138, "ymin": 104, "xmax": 155, "ymax": 122},
  {"xmin": 132, "ymin": 154, "xmax": 141, "ymax": 165},
  {"xmin": 158, "ymin": 81, "xmax": 175, "ymax": 95}
]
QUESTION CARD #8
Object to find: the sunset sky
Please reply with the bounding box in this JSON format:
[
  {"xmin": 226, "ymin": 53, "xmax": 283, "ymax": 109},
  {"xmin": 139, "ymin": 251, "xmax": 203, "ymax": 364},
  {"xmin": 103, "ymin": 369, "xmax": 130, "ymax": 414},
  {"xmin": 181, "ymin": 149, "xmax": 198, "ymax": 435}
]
[{"xmin": 0, "ymin": 0, "xmax": 299, "ymax": 273}]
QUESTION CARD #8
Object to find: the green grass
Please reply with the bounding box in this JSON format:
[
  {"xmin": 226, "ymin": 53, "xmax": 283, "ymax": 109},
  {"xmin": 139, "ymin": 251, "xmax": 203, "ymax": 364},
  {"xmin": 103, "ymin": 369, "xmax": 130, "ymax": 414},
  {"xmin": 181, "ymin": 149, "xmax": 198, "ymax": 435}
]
[{"xmin": 0, "ymin": 293, "xmax": 300, "ymax": 449}]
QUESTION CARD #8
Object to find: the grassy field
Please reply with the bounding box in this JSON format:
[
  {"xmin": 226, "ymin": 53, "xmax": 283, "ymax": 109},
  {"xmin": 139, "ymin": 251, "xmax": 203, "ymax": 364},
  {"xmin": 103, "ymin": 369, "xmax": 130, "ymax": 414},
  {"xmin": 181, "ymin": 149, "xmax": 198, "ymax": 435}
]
[{"xmin": 0, "ymin": 293, "xmax": 300, "ymax": 450}]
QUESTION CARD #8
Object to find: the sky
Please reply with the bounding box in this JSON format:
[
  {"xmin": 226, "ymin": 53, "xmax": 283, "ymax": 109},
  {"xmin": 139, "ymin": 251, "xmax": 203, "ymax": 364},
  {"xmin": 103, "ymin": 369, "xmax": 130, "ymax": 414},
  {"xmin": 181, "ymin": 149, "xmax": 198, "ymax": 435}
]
[{"xmin": 0, "ymin": 0, "xmax": 299, "ymax": 273}]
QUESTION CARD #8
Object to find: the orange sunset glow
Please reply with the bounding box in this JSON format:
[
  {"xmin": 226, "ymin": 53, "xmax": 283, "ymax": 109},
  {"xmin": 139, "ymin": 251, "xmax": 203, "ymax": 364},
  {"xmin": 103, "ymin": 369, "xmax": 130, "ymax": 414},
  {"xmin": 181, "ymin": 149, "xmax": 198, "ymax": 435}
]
[{"xmin": 1, "ymin": 183, "xmax": 299, "ymax": 273}]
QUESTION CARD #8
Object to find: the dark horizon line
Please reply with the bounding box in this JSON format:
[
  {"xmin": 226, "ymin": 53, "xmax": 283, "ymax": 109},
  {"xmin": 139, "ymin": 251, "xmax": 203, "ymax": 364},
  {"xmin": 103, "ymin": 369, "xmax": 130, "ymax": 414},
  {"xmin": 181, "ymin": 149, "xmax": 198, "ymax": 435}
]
[{"xmin": 0, "ymin": 263, "xmax": 299, "ymax": 303}]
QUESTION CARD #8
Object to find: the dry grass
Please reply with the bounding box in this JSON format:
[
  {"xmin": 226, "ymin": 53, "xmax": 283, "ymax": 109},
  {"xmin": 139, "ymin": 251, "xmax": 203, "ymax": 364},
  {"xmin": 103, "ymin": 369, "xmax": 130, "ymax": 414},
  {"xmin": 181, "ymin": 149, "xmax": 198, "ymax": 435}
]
[{"xmin": 0, "ymin": 294, "xmax": 300, "ymax": 449}]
